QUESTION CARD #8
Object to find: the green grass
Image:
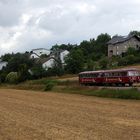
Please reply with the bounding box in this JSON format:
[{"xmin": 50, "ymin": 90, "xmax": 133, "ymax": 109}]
[
  {"xmin": 87, "ymin": 88, "xmax": 140, "ymax": 99},
  {"xmin": 1, "ymin": 77, "xmax": 140, "ymax": 100},
  {"xmin": 0, "ymin": 78, "xmax": 78, "ymax": 91},
  {"xmin": 53, "ymin": 86, "xmax": 140, "ymax": 100}
]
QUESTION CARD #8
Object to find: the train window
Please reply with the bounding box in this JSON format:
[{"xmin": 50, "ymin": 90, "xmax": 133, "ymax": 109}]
[
  {"xmin": 86, "ymin": 74, "xmax": 91, "ymax": 78},
  {"xmin": 91, "ymin": 73, "xmax": 95, "ymax": 77},
  {"xmin": 120, "ymin": 72, "xmax": 127, "ymax": 76},
  {"xmin": 130, "ymin": 71, "xmax": 140, "ymax": 76},
  {"xmin": 114, "ymin": 72, "xmax": 119, "ymax": 76},
  {"xmin": 89, "ymin": 74, "xmax": 91, "ymax": 77},
  {"xmin": 128, "ymin": 71, "xmax": 135, "ymax": 76},
  {"xmin": 136, "ymin": 71, "xmax": 140, "ymax": 76},
  {"xmin": 135, "ymin": 72, "xmax": 140, "ymax": 76},
  {"xmin": 105, "ymin": 73, "xmax": 109, "ymax": 77},
  {"xmin": 91, "ymin": 73, "xmax": 98, "ymax": 78},
  {"xmin": 97, "ymin": 73, "xmax": 101, "ymax": 77},
  {"xmin": 128, "ymin": 71, "xmax": 134, "ymax": 76},
  {"xmin": 112, "ymin": 73, "xmax": 115, "ymax": 76},
  {"xmin": 88, "ymin": 74, "xmax": 91, "ymax": 78},
  {"xmin": 108, "ymin": 72, "xmax": 112, "ymax": 77},
  {"xmin": 90, "ymin": 73, "xmax": 93, "ymax": 78},
  {"xmin": 95, "ymin": 73, "xmax": 99, "ymax": 77},
  {"xmin": 102, "ymin": 73, "xmax": 104, "ymax": 77}
]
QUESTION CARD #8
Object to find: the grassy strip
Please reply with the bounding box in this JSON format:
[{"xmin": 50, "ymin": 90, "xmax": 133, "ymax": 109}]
[
  {"xmin": 87, "ymin": 88, "xmax": 140, "ymax": 100},
  {"xmin": 53, "ymin": 86, "xmax": 140, "ymax": 100},
  {"xmin": 1, "ymin": 78, "xmax": 140, "ymax": 100}
]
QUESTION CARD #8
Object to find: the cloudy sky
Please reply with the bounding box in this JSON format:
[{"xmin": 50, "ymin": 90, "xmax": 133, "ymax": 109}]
[{"xmin": 0, "ymin": 0, "xmax": 140, "ymax": 55}]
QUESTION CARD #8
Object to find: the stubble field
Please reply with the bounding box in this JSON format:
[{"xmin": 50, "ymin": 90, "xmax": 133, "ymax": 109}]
[{"xmin": 0, "ymin": 89, "xmax": 139, "ymax": 140}]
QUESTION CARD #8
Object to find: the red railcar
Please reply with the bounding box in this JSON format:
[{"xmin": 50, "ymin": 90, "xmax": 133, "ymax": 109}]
[{"xmin": 79, "ymin": 68, "xmax": 140, "ymax": 86}]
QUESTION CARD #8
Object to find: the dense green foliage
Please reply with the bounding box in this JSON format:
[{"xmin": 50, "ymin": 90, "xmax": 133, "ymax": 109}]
[
  {"xmin": 0, "ymin": 53, "xmax": 46, "ymax": 83},
  {"xmin": 65, "ymin": 49, "xmax": 85, "ymax": 73},
  {"xmin": 6, "ymin": 72, "xmax": 19, "ymax": 84}
]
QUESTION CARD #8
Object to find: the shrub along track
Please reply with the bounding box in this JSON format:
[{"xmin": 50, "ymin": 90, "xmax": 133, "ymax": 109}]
[{"xmin": 0, "ymin": 89, "xmax": 139, "ymax": 140}]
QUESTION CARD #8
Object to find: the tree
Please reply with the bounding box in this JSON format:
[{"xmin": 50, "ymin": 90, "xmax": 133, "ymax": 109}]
[
  {"xmin": 79, "ymin": 40, "xmax": 94, "ymax": 59},
  {"xmin": 51, "ymin": 44, "xmax": 74, "ymax": 51},
  {"xmin": 99, "ymin": 57, "xmax": 109, "ymax": 69},
  {"xmin": 18, "ymin": 64, "xmax": 30, "ymax": 82},
  {"xmin": 94, "ymin": 33, "xmax": 111, "ymax": 55},
  {"xmin": 4, "ymin": 53, "xmax": 34, "ymax": 73},
  {"xmin": 1, "ymin": 53, "xmax": 14, "ymax": 62},
  {"xmin": 129, "ymin": 31, "xmax": 140, "ymax": 36},
  {"xmin": 30, "ymin": 63, "xmax": 46, "ymax": 79},
  {"xmin": 65, "ymin": 49, "xmax": 84, "ymax": 74},
  {"xmin": 0, "ymin": 53, "xmax": 34, "ymax": 82}
]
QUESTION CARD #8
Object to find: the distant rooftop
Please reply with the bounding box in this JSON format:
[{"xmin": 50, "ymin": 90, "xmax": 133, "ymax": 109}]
[
  {"xmin": 32, "ymin": 48, "xmax": 50, "ymax": 51},
  {"xmin": 107, "ymin": 34, "xmax": 140, "ymax": 45}
]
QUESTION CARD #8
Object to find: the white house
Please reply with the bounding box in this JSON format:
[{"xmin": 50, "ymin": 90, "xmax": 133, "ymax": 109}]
[
  {"xmin": 60, "ymin": 50, "xmax": 69, "ymax": 64},
  {"xmin": 30, "ymin": 48, "xmax": 51, "ymax": 59},
  {"xmin": 41, "ymin": 50, "xmax": 69, "ymax": 70},
  {"xmin": 0, "ymin": 61, "xmax": 8, "ymax": 70},
  {"xmin": 42, "ymin": 58, "xmax": 55, "ymax": 70}
]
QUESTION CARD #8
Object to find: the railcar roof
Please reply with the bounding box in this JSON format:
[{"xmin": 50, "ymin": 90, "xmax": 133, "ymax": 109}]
[{"xmin": 79, "ymin": 68, "xmax": 139, "ymax": 74}]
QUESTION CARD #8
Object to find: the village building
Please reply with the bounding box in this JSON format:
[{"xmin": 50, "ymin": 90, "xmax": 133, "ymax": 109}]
[
  {"xmin": 60, "ymin": 50, "xmax": 69, "ymax": 64},
  {"xmin": 107, "ymin": 34, "xmax": 140, "ymax": 57},
  {"xmin": 42, "ymin": 57, "xmax": 56, "ymax": 70},
  {"xmin": 30, "ymin": 48, "xmax": 69, "ymax": 70},
  {"xmin": 42, "ymin": 50, "xmax": 69, "ymax": 70},
  {"xmin": 30, "ymin": 48, "xmax": 51, "ymax": 59},
  {"xmin": 0, "ymin": 60, "xmax": 8, "ymax": 70}
]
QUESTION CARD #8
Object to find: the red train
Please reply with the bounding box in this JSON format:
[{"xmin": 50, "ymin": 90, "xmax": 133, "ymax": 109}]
[{"xmin": 79, "ymin": 68, "xmax": 140, "ymax": 86}]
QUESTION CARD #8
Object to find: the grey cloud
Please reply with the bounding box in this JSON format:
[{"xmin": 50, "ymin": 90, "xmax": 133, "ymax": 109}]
[
  {"xmin": 0, "ymin": 0, "xmax": 140, "ymax": 55},
  {"xmin": 0, "ymin": 0, "xmax": 24, "ymax": 27}
]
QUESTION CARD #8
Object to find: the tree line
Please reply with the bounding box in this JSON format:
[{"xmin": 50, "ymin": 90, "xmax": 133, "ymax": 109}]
[{"xmin": 0, "ymin": 31, "xmax": 140, "ymax": 84}]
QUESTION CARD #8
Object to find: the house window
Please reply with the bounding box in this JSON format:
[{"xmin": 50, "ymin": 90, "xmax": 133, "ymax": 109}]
[
  {"xmin": 116, "ymin": 51, "xmax": 119, "ymax": 55},
  {"xmin": 136, "ymin": 45, "xmax": 139, "ymax": 49},
  {"xmin": 109, "ymin": 50, "xmax": 113, "ymax": 57},
  {"xmin": 116, "ymin": 46, "xmax": 119, "ymax": 50}
]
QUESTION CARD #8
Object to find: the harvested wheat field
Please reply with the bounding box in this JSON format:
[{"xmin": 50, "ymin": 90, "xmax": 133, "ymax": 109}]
[{"xmin": 0, "ymin": 89, "xmax": 140, "ymax": 140}]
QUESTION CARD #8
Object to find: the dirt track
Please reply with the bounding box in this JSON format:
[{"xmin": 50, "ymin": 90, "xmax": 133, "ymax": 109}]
[{"xmin": 0, "ymin": 89, "xmax": 139, "ymax": 140}]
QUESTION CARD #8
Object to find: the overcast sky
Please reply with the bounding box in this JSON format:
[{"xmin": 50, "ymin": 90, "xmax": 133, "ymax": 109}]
[{"xmin": 0, "ymin": 0, "xmax": 140, "ymax": 55}]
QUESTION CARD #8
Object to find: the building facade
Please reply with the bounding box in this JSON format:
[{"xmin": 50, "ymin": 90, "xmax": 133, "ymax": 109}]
[
  {"xmin": 42, "ymin": 58, "xmax": 55, "ymax": 70},
  {"xmin": 0, "ymin": 61, "xmax": 8, "ymax": 70},
  {"xmin": 30, "ymin": 48, "xmax": 51, "ymax": 59},
  {"xmin": 107, "ymin": 35, "xmax": 140, "ymax": 57}
]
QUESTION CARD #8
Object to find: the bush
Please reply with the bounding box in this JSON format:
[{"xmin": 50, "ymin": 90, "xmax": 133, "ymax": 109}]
[
  {"xmin": 0, "ymin": 72, "xmax": 7, "ymax": 83},
  {"xmin": 6, "ymin": 72, "xmax": 19, "ymax": 84},
  {"xmin": 44, "ymin": 80, "xmax": 56, "ymax": 91}
]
